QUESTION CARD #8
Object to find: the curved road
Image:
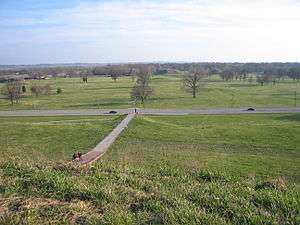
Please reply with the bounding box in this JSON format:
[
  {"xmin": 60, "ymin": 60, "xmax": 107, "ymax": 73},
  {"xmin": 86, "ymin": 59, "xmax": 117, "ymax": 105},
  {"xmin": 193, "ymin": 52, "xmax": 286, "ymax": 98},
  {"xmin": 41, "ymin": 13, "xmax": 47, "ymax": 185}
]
[{"xmin": 0, "ymin": 107, "xmax": 299, "ymax": 117}]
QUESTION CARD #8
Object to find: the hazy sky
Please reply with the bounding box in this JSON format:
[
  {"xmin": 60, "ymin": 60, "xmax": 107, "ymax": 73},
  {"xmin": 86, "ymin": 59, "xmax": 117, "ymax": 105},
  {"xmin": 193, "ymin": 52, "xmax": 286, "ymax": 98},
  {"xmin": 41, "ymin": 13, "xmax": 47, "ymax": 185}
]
[{"xmin": 1, "ymin": 0, "xmax": 300, "ymax": 64}]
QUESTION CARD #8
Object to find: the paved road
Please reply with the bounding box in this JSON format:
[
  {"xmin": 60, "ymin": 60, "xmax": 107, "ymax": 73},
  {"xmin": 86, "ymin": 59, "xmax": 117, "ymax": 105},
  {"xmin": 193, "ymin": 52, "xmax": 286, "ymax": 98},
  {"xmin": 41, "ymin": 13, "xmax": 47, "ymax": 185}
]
[
  {"xmin": 0, "ymin": 107, "xmax": 299, "ymax": 117},
  {"xmin": 75, "ymin": 113, "xmax": 135, "ymax": 165},
  {"xmin": 139, "ymin": 107, "xmax": 300, "ymax": 115}
]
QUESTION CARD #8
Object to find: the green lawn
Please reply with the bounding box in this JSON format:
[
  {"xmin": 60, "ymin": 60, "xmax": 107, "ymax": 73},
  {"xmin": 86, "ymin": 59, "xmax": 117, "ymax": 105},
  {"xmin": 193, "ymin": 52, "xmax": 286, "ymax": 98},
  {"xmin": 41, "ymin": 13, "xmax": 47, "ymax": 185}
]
[
  {"xmin": 0, "ymin": 115, "xmax": 124, "ymax": 163},
  {"xmin": 0, "ymin": 114, "xmax": 299, "ymax": 224},
  {"xmin": 105, "ymin": 113, "xmax": 300, "ymax": 184},
  {"xmin": 0, "ymin": 75, "xmax": 299, "ymax": 110}
]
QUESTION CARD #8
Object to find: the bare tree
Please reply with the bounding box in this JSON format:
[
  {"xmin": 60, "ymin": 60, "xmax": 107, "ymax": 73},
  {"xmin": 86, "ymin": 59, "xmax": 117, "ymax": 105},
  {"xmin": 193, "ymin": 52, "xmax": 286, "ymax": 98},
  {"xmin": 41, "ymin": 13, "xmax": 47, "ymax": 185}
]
[
  {"xmin": 131, "ymin": 66, "xmax": 153, "ymax": 104},
  {"xmin": 110, "ymin": 72, "xmax": 119, "ymax": 82},
  {"xmin": 220, "ymin": 69, "xmax": 235, "ymax": 81},
  {"xmin": 288, "ymin": 68, "xmax": 300, "ymax": 82},
  {"xmin": 1, "ymin": 81, "xmax": 23, "ymax": 105},
  {"xmin": 183, "ymin": 68, "xmax": 208, "ymax": 98},
  {"xmin": 30, "ymin": 84, "xmax": 52, "ymax": 96},
  {"xmin": 256, "ymin": 74, "xmax": 273, "ymax": 86},
  {"xmin": 82, "ymin": 76, "xmax": 88, "ymax": 83}
]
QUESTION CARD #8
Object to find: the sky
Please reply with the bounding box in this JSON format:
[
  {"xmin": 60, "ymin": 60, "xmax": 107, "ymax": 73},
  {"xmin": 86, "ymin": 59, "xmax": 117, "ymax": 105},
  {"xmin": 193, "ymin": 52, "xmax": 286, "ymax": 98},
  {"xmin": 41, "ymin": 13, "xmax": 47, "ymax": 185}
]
[{"xmin": 0, "ymin": 0, "xmax": 300, "ymax": 65}]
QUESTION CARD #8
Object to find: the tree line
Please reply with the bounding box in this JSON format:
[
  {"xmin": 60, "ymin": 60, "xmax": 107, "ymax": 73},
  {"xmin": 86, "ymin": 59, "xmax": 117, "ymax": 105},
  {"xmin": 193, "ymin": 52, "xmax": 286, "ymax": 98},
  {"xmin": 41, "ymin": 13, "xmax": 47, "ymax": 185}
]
[{"xmin": 1, "ymin": 63, "xmax": 300, "ymax": 81}]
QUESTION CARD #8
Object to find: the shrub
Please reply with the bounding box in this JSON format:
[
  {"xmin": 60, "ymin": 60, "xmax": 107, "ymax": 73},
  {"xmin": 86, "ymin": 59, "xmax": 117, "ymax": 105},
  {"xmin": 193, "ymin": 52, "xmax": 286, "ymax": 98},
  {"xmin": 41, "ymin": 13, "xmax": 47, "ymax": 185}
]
[{"xmin": 56, "ymin": 87, "xmax": 62, "ymax": 94}]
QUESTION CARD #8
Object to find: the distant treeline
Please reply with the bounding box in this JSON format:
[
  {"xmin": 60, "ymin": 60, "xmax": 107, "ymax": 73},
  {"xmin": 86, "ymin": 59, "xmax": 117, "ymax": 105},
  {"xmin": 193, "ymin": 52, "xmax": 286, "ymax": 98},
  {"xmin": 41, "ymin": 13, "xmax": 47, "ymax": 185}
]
[{"xmin": 1, "ymin": 63, "xmax": 300, "ymax": 81}]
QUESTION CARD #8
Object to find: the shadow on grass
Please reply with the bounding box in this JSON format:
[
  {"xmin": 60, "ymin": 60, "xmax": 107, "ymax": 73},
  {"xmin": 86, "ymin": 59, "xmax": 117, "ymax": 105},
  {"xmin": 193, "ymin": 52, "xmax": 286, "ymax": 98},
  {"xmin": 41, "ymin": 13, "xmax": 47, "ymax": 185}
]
[
  {"xmin": 67, "ymin": 101, "xmax": 130, "ymax": 108},
  {"xmin": 271, "ymin": 93, "xmax": 296, "ymax": 97},
  {"xmin": 98, "ymin": 86, "xmax": 133, "ymax": 90},
  {"xmin": 225, "ymin": 83, "xmax": 258, "ymax": 88},
  {"xmin": 276, "ymin": 114, "xmax": 300, "ymax": 122},
  {"xmin": 150, "ymin": 96, "xmax": 182, "ymax": 101}
]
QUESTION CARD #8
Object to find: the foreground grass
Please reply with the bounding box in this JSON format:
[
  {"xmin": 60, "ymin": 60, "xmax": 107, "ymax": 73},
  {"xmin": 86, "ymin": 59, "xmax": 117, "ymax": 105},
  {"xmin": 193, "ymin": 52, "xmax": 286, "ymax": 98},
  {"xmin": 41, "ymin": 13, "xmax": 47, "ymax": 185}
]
[
  {"xmin": 0, "ymin": 75, "xmax": 299, "ymax": 110},
  {"xmin": 1, "ymin": 162, "xmax": 299, "ymax": 224},
  {"xmin": 0, "ymin": 116, "xmax": 123, "ymax": 162},
  {"xmin": 0, "ymin": 114, "xmax": 299, "ymax": 224}
]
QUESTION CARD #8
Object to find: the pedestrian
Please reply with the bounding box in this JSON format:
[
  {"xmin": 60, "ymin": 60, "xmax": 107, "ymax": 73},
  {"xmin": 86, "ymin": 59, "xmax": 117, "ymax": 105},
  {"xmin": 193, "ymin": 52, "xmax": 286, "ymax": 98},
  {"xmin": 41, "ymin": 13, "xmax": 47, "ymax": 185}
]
[{"xmin": 134, "ymin": 108, "xmax": 137, "ymax": 114}]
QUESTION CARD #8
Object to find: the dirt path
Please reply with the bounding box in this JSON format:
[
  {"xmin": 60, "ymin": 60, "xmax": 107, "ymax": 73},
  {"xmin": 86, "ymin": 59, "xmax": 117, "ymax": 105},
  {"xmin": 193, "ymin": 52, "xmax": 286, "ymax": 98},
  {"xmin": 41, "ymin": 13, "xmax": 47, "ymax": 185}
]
[{"xmin": 75, "ymin": 113, "xmax": 135, "ymax": 165}]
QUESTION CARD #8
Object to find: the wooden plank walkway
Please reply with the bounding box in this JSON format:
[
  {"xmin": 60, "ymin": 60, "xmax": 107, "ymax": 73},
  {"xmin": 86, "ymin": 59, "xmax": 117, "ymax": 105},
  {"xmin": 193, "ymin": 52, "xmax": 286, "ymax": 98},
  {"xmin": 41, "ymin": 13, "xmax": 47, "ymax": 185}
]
[{"xmin": 75, "ymin": 113, "xmax": 135, "ymax": 165}]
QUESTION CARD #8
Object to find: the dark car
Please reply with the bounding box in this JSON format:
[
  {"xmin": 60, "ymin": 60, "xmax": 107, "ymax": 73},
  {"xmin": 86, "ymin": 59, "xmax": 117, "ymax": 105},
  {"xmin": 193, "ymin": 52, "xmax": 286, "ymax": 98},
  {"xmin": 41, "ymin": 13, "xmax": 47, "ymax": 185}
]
[
  {"xmin": 109, "ymin": 110, "xmax": 117, "ymax": 114},
  {"xmin": 247, "ymin": 108, "xmax": 255, "ymax": 111}
]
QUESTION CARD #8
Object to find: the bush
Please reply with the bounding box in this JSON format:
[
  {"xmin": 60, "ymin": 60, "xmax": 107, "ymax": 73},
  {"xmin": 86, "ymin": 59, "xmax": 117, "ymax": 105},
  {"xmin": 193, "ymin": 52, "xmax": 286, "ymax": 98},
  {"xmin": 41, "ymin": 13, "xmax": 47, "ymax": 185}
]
[{"xmin": 56, "ymin": 88, "xmax": 62, "ymax": 94}]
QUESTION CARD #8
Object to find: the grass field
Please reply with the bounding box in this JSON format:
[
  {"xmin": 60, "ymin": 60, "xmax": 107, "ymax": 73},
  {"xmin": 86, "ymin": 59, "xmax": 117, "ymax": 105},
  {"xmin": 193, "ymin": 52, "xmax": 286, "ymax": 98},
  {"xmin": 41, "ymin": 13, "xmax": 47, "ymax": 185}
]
[
  {"xmin": 0, "ymin": 115, "xmax": 124, "ymax": 163},
  {"xmin": 0, "ymin": 75, "xmax": 299, "ymax": 110},
  {"xmin": 0, "ymin": 113, "xmax": 299, "ymax": 224},
  {"xmin": 105, "ymin": 113, "xmax": 300, "ymax": 183}
]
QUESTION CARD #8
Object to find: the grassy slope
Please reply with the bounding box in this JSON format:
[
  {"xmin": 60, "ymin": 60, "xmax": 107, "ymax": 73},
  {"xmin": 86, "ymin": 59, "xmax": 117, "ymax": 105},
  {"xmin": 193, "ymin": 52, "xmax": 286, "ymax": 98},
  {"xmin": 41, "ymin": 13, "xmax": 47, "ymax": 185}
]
[
  {"xmin": 0, "ymin": 116, "xmax": 124, "ymax": 163},
  {"xmin": 105, "ymin": 114, "xmax": 300, "ymax": 183},
  {"xmin": 0, "ymin": 114, "xmax": 299, "ymax": 224},
  {"xmin": 0, "ymin": 75, "xmax": 299, "ymax": 110}
]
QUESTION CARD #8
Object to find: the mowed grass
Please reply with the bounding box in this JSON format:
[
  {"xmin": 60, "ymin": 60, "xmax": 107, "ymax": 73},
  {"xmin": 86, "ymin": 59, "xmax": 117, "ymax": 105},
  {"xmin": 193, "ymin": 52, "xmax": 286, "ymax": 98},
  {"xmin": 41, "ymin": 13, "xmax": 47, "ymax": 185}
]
[
  {"xmin": 0, "ymin": 115, "xmax": 124, "ymax": 163},
  {"xmin": 106, "ymin": 113, "xmax": 300, "ymax": 183},
  {"xmin": 0, "ymin": 114, "xmax": 299, "ymax": 224},
  {"xmin": 0, "ymin": 75, "xmax": 299, "ymax": 110}
]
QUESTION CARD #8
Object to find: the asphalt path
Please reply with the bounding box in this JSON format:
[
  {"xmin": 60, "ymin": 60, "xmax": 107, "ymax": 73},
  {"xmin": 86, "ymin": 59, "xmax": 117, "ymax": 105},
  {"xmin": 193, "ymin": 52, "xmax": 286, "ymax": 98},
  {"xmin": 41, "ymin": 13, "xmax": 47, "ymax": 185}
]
[
  {"xmin": 0, "ymin": 107, "xmax": 299, "ymax": 117},
  {"xmin": 75, "ymin": 113, "xmax": 135, "ymax": 165}
]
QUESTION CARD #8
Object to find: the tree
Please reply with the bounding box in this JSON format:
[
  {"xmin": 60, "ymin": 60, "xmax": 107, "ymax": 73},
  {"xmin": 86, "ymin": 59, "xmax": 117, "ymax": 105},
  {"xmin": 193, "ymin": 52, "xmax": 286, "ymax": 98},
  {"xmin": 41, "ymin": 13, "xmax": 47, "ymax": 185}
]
[
  {"xmin": 287, "ymin": 68, "xmax": 300, "ymax": 81},
  {"xmin": 1, "ymin": 81, "xmax": 23, "ymax": 105},
  {"xmin": 131, "ymin": 66, "xmax": 153, "ymax": 104},
  {"xmin": 57, "ymin": 87, "xmax": 62, "ymax": 94},
  {"xmin": 256, "ymin": 74, "xmax": 273, "ymax": 86},
  {"xmin": 110, "ymin": 72, "xmax": 119, "ymax": 82},
  {"xmin": 22, "ymin": 85, "xmax": 26, "ymax": 93},
  {"xmin": 30, "ymin": 84, "xmax": 52, "ymax": 96},
  {"xmin": 82, "ymin": 77, "xmax": 88, "ymax": 83},
  {"xmin": 183, "ymin": 68, "xmax": 208, "ymax": 98},
  {"xmin": 220, "ymin": 69, "xmax": 235, "ymax": 81},
  {"xmin": 43, "ymin": 84, "xmax": 51, "ymax": 95},
  {"xmin": 30, "ymin": 85, "xmax": 42, "ymax": 96},
  {"xmin": 31, "ymin": 84, "xmax": 40, "ymax": 96}
]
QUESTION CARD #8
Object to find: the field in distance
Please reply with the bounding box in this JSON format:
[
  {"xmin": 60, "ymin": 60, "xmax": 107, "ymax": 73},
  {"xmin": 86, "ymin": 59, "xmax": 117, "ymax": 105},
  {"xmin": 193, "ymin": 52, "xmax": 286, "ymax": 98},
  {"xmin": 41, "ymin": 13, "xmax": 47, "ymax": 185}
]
[
  {"xmin": 0, "ymin": 113, "xmax": 299, "ymax": 224},
  {"xmin": 0, "ymin": 74, "xmax": 299, "ymax": 110}
]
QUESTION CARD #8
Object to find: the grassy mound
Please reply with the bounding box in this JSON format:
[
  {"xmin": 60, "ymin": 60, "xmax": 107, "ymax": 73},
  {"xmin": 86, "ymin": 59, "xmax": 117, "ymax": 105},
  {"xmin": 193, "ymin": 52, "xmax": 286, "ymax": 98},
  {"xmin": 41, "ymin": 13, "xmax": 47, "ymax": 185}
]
[
  {"xmin": 0, "ymin": 161, "xmax": 299, "ymax": 225},
  {"xmin": 0, "ymin": 114, "xmax": 299, "ymax": 224}
]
